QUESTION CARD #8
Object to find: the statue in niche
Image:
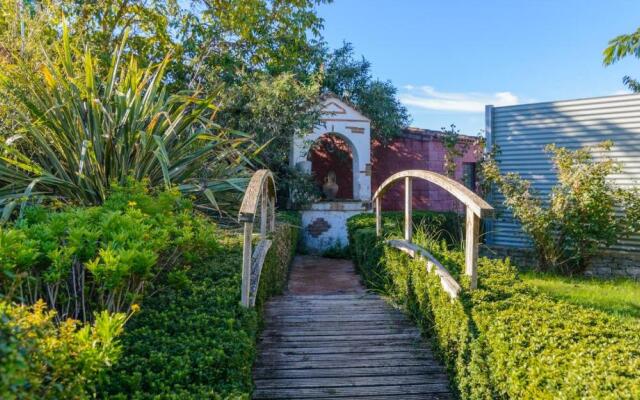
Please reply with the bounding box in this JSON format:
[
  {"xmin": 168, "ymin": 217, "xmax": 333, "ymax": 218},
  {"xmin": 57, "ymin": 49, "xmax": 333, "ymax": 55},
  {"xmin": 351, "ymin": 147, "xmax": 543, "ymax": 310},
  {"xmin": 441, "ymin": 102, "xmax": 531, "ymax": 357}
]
[{"xmin": 322, "ymin": 171, "xmax": 339, "ymax": 200}]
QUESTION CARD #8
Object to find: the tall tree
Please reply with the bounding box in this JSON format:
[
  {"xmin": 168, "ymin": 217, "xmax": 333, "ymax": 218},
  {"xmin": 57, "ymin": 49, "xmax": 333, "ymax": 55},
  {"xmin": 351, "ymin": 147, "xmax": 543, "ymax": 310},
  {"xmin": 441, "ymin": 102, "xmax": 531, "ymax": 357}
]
[
  {"xmin": 322, "ymin": 42, "xmax": 410, "ymax": 142},
  {"xmin": 603, "ymin": 27, "xmax": 640, "ymax": 92}
]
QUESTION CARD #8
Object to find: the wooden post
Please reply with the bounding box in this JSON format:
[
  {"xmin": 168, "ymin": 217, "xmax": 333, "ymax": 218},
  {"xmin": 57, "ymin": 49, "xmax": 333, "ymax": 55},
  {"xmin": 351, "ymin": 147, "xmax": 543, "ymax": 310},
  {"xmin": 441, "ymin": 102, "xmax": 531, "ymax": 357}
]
[
  {"xmin": 404, "ymin": 177, "xmax": 412, "ymax": 243},
  {"xmin": 260, "ymin": 185, "xmax": 268, "ymax": 239},
  {"xmin": 465, "ymin": 207, "xmax": 479, "ymax": 289},
  {"xmin": 241, "ymin": 222, "xmax": 253, "ymax": 307},
  {"xmin": 375, "ymin": 197, "xmax": 382, "ymax": 237},
  {"xmin": 268, "ymin": 194, "xmax": 275, "ymax": 232}
]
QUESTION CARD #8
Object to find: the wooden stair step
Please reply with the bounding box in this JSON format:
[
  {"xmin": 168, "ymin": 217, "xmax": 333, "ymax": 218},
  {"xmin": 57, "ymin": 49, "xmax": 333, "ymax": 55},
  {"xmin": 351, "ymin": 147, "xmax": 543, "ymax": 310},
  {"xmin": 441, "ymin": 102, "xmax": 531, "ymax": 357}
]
[{"xmin": 252, "ymin": 383, "xmax": 452, "ymax": 399}]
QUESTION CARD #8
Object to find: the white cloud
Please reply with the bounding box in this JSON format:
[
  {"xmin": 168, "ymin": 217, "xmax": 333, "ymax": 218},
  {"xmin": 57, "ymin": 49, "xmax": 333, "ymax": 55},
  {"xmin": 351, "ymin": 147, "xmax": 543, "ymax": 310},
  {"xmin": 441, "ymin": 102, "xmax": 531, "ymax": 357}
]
[{"xmin": 399, "ymin": 85, "xmax": 520, "ymax": 113}]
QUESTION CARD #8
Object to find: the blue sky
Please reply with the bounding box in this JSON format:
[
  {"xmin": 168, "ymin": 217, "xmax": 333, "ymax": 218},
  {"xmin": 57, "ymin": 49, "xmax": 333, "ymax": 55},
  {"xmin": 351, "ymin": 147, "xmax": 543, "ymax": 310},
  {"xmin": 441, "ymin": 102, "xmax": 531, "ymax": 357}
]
[{"xmin": 317, "ymin": 0, "xmax": 640, "ymax": 136}]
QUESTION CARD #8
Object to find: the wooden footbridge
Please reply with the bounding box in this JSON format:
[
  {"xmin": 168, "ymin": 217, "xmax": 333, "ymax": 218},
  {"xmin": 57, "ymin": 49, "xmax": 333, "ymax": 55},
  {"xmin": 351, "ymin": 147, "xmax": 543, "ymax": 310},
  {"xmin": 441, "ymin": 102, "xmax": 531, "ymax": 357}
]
[
  {"xmin": 238, "ymin": 169, "xmax": 493, "ymax": 399},
  {"xmin": 253, "ymin": 257, "xmax": 452, "ymax": 399}
]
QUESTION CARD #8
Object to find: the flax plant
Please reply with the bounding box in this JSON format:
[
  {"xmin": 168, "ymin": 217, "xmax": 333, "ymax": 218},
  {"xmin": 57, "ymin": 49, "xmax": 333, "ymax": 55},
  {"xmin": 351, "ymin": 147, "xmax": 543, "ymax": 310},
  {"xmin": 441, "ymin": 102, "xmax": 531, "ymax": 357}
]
[{"xmin": 0, "ymin": 26, "xmax": 256, "ymax": 219}]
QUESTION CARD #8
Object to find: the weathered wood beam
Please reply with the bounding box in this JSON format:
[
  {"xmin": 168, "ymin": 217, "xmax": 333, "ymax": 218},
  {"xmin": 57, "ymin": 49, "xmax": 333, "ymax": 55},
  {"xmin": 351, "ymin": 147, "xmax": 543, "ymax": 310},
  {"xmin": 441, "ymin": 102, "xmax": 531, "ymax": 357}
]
[
  {"xmin": 404, "ymin": 177, "xmax": 412, "ymax": 243},
  {"xmin": 372, "ymin": 169, "xmax": 494, "ymax": 218},
  {"xmin": 465, "ymin": 207, "xmax": 480, "ymax": 290},
  {"xmin": 241, "ymin": 222, "xmax": 253, "ymax": 307}
]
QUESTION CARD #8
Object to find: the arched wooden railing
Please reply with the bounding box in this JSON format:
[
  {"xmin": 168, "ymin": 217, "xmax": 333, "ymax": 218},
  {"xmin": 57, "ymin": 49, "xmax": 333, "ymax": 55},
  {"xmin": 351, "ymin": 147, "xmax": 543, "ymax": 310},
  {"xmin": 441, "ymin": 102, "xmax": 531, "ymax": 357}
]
[
  {"xmin": 238, "ymin": 169, "xmax": 277, "ymax": 307},
  {"xmin": 373, "ymin": 170, "xmax": 494, "ymax": 295}
]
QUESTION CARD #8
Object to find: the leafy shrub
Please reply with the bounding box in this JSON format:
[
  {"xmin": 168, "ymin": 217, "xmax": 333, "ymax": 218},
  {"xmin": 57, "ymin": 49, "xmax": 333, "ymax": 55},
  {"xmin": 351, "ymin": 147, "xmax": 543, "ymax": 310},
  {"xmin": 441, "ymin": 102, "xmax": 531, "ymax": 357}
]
[
  {"xmin": 346, "ymin": 211, "xmax": 461, "ymax": 289},
  {"xmin": 99, "ymin": 214, "xmax": 300, "ymax": 399},
  {"xmin": 0, "ymin": 300, "xmax": 127, "ymax": 400},
  {"xmin": 485, "ymin": 141, "xmax": 640, "ymax": 273},
  {"xmin": 0, "ymin": 26, "xmax": 254, "ymax": 218},
  {"xmin": 1, "ymin": 181, "xmax": 217, "ymax": 321},
  {"xmin": 347, "ymin": 211, "xmax": 461, "ymax": 255},
  {"xmin": 348, "ymin": 223, "xmax": 640, "ymax": 399}
]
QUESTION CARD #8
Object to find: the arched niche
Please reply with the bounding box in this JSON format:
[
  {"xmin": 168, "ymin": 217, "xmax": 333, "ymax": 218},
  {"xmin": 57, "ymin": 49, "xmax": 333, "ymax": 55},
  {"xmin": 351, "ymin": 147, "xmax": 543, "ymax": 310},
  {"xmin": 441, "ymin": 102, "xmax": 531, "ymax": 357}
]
[
  {"xmin": 291, "ymin": 95, "xmax": 371, "ymax": 202},
  {"xmin": 309, "ymin": 132, "xmax": 357, "ymax": 199}
]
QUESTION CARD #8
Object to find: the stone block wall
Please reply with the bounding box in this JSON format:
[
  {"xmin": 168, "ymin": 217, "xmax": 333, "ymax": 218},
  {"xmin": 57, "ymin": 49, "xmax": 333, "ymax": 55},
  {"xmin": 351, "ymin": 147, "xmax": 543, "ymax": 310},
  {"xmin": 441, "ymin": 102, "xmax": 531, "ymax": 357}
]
[{"xmin": 480, "ymin": 245, "xmax": 640, "ymax": 280}]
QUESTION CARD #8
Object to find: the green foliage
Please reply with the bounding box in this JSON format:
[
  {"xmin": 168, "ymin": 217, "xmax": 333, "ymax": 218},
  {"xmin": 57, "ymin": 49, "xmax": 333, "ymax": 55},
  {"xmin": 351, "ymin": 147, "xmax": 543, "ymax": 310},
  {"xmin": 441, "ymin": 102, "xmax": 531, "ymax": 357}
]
[
  {"xmin": 440, "ymin": 124, "xmax": 468, "ymax": 178},
  {"xmin": 0, "ymin": 299, "xmax": 127, "ymax": 400},
  {"xmin": 603, "ymin": 26, "xmax": 640, "ymax": 92},
  {"xmin": 347, "ymin": 211, "xmax": 462, "ymax": 289},
  {"xmin": 347, "ymin": 210, "xmax": 462, "ymax": 248},
  {"xmin": 0, "ymin": 25, "xmax": 254, "ymax": 217},
  {"xmin": 218, "ymin": 72, "xmax": 323, "ymax": 204},
  {"xmin": 348, "ymin": 225, "xmax": 640, "ymax": 399},
  {"xmin": 0, "ymin": 181, "xmax": 218, "ymax": 320},
  {"xmin": 485, "ymin": 142, "xmax": 640, "ymax": 273},
  {"xmin": 321, "ymin": 243, "xmax": 350, "ymax": 259},
  {"xmin": 99, "ymin": 215, "xmax": 300, "ymax": 399},
  {"xmin": 322, "ymin": 42, "xmax": 410, "ymax": 142}
]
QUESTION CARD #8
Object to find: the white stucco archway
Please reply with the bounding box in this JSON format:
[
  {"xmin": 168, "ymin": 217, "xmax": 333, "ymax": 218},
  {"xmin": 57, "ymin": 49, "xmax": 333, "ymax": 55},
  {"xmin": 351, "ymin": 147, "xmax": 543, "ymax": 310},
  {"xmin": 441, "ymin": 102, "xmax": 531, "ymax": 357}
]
[{"xmin": 291, "ymin": 95, "xmax": 372, "ymax": 201}]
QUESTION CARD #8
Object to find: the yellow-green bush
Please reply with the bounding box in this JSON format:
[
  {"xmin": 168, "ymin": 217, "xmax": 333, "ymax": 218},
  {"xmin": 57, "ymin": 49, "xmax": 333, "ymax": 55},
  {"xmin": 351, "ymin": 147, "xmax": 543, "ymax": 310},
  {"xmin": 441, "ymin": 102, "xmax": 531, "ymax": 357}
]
[
  {"xmin": 1, "ymin": 182, "xmax": 217, "ymax": 320},
  {"xmin": 0, "ymin": 300, "xmax": 126, "ymax": 400},
  {"xmin": 348, "ymin": 216, "xmax": 640, "ymax": 399}
]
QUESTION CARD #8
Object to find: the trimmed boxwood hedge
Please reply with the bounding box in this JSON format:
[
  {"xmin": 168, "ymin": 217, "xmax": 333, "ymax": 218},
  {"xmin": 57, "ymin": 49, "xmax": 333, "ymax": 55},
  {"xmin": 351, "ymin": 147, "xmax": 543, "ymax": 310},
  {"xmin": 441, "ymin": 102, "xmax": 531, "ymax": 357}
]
[
  {"xmin": 100, "ymin": 213, "xmax": 300, "ymax": 399},
  {"xmin": 347, "ymin": 214, "xmax": 640, "ymax": 399},
  {"xmin": 347, "ymin": 211, "xmax": 461, "ymax": 289}
]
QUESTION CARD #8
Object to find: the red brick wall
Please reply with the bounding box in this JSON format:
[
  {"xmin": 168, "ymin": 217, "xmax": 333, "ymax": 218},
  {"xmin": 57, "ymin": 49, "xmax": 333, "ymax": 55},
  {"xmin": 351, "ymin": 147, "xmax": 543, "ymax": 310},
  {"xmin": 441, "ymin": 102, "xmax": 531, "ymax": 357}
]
[
  {"xmin": 310, "ymin": 129, "xmax": 482, "ymax": 211},
  {"xmin": 372, "ymin": 131, "xmax": 480, "ymax": 212}
]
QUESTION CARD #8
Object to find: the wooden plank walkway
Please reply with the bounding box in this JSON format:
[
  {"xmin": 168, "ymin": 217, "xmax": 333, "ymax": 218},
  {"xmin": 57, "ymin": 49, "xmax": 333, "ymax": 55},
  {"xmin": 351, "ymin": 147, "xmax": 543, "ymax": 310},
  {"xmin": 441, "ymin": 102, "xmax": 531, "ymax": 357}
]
[{"xmin": 253, "ymin": 256, "xmax": 452, "ymax": 399}]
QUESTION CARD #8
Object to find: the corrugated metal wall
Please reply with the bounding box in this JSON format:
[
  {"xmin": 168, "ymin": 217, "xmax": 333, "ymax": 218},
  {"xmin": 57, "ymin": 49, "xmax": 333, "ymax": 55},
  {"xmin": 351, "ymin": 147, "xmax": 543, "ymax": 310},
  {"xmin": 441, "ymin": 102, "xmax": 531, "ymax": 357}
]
[{"xmin": 486, "ymin": 93, "xmax": 640, "ymax": 250}]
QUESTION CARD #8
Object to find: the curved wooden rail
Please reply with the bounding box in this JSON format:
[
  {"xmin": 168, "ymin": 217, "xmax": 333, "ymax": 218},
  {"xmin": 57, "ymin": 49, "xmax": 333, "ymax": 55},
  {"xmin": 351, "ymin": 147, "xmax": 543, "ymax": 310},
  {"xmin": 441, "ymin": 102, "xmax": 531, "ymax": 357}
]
[
  {"xmin": 238, "ymin": 169, "xmax": 277, "ymax": 307},
  {"xmin": 373, "ymin": 169, "xmax": 494, "ymax": 290}
]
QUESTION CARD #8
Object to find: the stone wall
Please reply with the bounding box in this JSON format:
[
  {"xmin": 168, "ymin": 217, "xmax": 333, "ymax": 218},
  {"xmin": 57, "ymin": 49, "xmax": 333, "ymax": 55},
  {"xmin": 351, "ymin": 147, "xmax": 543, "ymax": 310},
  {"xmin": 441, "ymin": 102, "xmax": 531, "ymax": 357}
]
[
  {"xmin": 301, "ymin": 201, "xmax": 367, "ymax": 254},
  {"xmin": 480, "ymin": 244, "xmax": 640, "ymax": 280}
]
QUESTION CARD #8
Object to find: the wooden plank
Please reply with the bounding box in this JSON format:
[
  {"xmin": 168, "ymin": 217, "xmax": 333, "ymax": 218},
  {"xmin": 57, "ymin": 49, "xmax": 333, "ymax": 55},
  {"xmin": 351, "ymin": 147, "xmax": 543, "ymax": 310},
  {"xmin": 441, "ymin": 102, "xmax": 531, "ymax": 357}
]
[
  {"xmin": 253, "ymin": 374, "xmax": 449, "ymax": 389},
  {"xmin": 263, "ymin": 322, "xmax": 416, "ymax": 331},
  {"xmin": 259, "ymin": 338, "xmax": 423, "ymax": 349},
  {"xmin": 252, "ymin": 383, "xmax": 452, "ymax": 399},
  {"xmin": 259, "ymin": 333, "xmax": 421, "ymax": 343},
  {"xmin": 262, "ymin": 314, "xmax": 410, "ymax": 323},
  {"xmin": 285, "ymin": 394, "xmax": 453, "ymax": 400},
  {"xmin": 274, "ymin": 292, "xmax": 381, "ymax": 300},
  {"xmin": 256, "ymin": 350, "xmax": 435, "ymax": 363},
  {"xmin": 265, "ymin": 303, "xmax": 393, "ymax": 311},
  {"xmin": 259, "ymin": 327, "xmax": 421, "ymax": 337},
  {"xmin": 253, "ymin": 365, "xmax": 445, "ymax": 380},
  {"xmin": 254, "ymin": 357, "xmax": 443, "ymax": 370},
  {"xmin": 258, "ymin": 343, "xmax": 431, "ymax": 356},
  {"xmin": 263, "ymin": 309, "xmax": 395, "ymax": 317},
  {"xmin": 265, "ymin": 300, "xmax": 391, "ymax": 307}
]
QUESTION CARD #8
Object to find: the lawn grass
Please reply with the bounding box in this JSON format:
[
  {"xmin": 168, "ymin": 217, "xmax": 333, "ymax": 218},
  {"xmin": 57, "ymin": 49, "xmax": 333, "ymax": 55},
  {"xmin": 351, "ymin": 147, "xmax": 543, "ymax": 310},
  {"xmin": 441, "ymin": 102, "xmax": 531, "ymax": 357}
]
[{"xmin": 521, "ymin": 272, "xmax": 640, "ymax": 321}]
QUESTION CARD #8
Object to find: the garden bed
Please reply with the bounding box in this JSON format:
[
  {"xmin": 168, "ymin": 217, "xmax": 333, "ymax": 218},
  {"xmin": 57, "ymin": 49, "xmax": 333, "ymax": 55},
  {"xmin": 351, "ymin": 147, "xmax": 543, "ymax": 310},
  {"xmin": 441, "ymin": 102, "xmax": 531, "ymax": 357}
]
[
  {"xmin": 348, "ymin": 213, "xmax": 640, "ymax": 399},
  {"xmin": 99, "ymin": 213, "xmax": 300, "ymax": 399},
  {"xmin": 0, "ymin": 185, "xmax": 300, "ymax": 399}
]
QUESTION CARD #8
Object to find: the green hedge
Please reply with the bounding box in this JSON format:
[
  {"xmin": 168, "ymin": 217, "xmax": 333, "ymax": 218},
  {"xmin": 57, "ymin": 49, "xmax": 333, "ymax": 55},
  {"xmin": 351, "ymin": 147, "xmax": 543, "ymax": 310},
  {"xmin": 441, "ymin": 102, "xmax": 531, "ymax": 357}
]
[
  {"xmin": 100, "ymin": 213, "xmax": 300, "ymax": 399},
  {"xmin": 346, "ymin": 211, "xmax": 461, "ymax": 289},
  {"xmin": 347, "ymin": 216, "xmax": 640, "ymax": 399}
]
